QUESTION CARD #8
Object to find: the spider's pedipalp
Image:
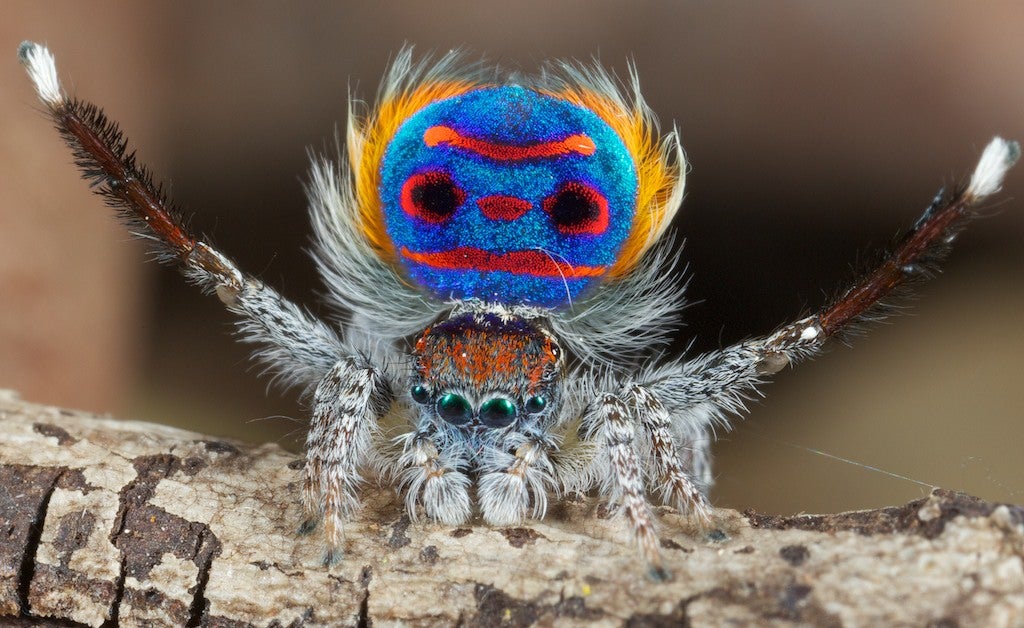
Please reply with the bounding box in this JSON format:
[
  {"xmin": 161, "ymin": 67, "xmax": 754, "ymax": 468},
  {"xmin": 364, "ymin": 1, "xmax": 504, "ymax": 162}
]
[
  {"xmin": 395, "ymin": 429, "xmax": 472, "ymax": 525},
  {"xmin": 478, "ymin": 437, "xmax": 556, "ymax": 525}
]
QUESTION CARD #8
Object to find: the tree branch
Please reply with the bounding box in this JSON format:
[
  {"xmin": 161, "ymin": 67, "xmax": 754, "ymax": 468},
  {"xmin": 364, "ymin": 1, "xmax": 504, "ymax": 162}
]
[{"xmin": 1, "ymin": 389, "xmax": 1022, "ymax": 626}]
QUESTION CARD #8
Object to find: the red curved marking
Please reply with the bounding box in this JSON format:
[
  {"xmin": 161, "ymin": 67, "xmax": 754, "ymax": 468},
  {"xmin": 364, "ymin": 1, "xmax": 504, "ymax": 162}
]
[
  {"xmin": 401, "ymin": 246, "xmax": 606, "ymax": 278},
  {"xmin": 477, "ymin": 195, "xmax": 532, "ymax": 221},
  {"xmin": 400, "ymin": 171, "xmax": 464, "ymax": 223},
  {"xmin": 424, "ymin": 125, "xmax": 596, "ymax": 161}
]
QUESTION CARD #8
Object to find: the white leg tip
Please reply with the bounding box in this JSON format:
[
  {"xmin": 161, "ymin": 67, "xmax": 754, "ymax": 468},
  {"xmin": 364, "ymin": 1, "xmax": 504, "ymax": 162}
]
[
  {"xmin": 967, "ymin": 137, "xmax": 1021, "ymax": 199},
  {"xmin": 18, "ymin": 40, "xmax": 63, "ymax": 106}
]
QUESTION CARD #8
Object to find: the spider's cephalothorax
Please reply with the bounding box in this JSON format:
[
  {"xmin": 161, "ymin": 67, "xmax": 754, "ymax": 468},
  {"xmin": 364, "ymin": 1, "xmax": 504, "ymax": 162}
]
[
  {"xmin": 397, "ymin": 303, "xmax": 565, "ymax": 527},
  {"xmin": 20, "ymin": 41, "xmax": 1018, "ymax": 579},
  {"xmin": 410, "ymin": 305, "xmax": 564, "ymax": 431}
]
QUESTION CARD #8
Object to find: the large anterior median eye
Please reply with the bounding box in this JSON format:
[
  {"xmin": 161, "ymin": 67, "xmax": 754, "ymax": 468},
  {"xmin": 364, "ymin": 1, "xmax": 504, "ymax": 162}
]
[
  {"xmin": 436, "ymin": 392, "xmax": 472, "ymax": 425},
  {"xmin": 401, "ymin": 171, "xmax": 465, "ymax": 223},
  {"xmin": 479, "ymin": 397, "xmax": 517, "ymax": 428},
  {"xmin": 542, "ymin": 182, "xmax": 609, "ymax": 235}
]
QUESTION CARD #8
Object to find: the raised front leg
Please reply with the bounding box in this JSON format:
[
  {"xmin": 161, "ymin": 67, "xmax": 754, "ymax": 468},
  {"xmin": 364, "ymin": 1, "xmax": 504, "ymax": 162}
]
[
  {"xmin": 302, "ymin": 358, "xmax": 392, "ymax": 564},
  {"xmin": 643, "ymin": 137, "xmax": 1021, "ymax": 428},
  {"xmin": 19, "ymin": 42, "xmax": 348, "ymax": 391}
]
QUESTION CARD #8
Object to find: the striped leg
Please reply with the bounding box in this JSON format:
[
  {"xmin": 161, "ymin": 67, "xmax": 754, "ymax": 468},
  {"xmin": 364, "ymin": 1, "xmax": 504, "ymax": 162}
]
[
  {"xmin": 303, "ymin": 359, "xmax": 392, "ymax": 564},
  {"xmin": 624, "ymin": 384, "xmax": 711, "ymax": 522},
  {"xmin": 582, "ymin": 393, "xmax": 668, "ymax": 580}
]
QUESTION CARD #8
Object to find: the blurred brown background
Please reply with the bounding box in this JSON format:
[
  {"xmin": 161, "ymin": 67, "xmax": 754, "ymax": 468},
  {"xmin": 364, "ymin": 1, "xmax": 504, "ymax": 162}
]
[{"xmin": 3, "ymin": 1, "xmax": 1022, "ymax": 516}]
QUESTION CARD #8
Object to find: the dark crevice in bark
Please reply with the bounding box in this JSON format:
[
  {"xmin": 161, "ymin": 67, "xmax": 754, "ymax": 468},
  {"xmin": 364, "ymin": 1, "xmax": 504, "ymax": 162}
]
[
  {"xmin": 18, "ymin": 616, "xmax": 92, "ymax": 627},
  {"xmin": 745, "ymin": 488, "xmax": 1024, "ymax": 539},
  {"xmin": 99, "ymin": 556, "xmax": 127, "ymax": 628},
  {"xmin": 103, "ymin": 455, "xmax": 179, "ymax": 627},
  {"xmin": 16, "ymin": 471, "xmax": 60, "ymax": 617},
  {"xmin": 357, "ymin": 565, "xmax": 372, "ymax": 628},
  {"xmin": 187, "ymin": 528, "xmax": 220, "ymax": 627},
  {"xmin": 468, "ymin": 582, "xmax": 605, "ymax": 626}
]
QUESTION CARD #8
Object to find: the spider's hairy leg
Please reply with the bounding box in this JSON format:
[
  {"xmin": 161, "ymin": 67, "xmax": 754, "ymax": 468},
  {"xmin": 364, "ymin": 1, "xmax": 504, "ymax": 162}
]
[
  {"xmin": 396, "ymin": 428, "xmax": 472, "ymax": 525},
  {"xmin": 582, "ymin": 393, "xmax": 668, "ymax": 581},
  {"xmin": 478, "ymin": 437, "xmax": 557, "ymax": 526},
  {"xmin": 622, "ymin": 384, "xmax": 712, "ymax": 522},
  {"xmin": 303, "ymin": 359, "xmax": 392, "ymax": 565},
  {"xmin": 18, "ymin": 41, "xmax": 346, "ymax": 388},
  {"xmin": 643, "ymin": 137, "xmax": 1020, "ymax": 432}
]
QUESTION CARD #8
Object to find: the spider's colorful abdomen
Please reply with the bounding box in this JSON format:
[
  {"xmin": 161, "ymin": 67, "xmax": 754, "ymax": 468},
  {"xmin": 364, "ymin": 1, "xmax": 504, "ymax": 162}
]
[
  {"xmin": 347, "ymin": 56, "xmax": 684, "ymax": 309},
  {"xmin": 378, "ymin": 86, "xmax": 638, "ymax": 306}
]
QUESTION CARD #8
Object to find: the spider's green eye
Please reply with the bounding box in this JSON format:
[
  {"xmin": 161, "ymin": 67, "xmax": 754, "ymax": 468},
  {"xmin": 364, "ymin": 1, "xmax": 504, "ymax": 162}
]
[
  {"xmin": 525, "ymin": 395, "xmax": 547, "ymax": 414},
  {"xmin": 410, "ymin": 385, "xmax": 430, "ymax": 404},
  {"xmin": 436, "ymin": 393, "xmax": 472, "ymax": 425},
  {"xmin": 479, "ymin": 397, "xmax": 517, "ymax": 428}
]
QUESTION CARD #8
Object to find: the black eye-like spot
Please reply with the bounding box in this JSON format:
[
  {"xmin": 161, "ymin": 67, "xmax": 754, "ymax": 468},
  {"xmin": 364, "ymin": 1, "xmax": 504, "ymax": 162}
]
[
  {"xmin": 436, "ymin": 392, "xmax": 472, "ymax": 425},
  {"xmin": 479, "ymin": 397, "xmax": 517, "ymax": 428},
  {"xmin": 401, "ymin": 171, "xmax": 464, "ymax": 223},
  {"xmin": 542, "ymin": 182, "xmax": 609, "ymax": 235}
]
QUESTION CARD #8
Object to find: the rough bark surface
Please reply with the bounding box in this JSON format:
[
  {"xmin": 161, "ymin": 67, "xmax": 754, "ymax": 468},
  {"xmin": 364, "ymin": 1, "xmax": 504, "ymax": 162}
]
[{"xmin": 1, "ymin": 389, "xmax": 1022, "ymax": 627}]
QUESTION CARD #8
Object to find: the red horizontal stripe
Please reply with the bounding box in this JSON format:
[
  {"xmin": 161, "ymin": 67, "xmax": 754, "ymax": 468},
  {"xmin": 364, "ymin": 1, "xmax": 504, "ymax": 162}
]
[
  {"xmin": 401, "ymin": 246, "xmax": 606, "ymax": 278},
  {"xmin": 424, "ymin": 125, "xmax": 596, "ymax": 161}
]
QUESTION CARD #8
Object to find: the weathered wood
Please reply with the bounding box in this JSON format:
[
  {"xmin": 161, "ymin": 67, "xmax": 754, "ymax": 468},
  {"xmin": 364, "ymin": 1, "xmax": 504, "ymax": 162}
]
[{"xmin": 1, "ymin": 389, "xmax": 1022, "ymax": 626}]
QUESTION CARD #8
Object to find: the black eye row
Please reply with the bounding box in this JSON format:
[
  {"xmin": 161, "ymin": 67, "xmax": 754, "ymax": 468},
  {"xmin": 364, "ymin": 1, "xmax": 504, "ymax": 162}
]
[
  {"xmin": 400, "ymin": 170, "xmax": 609, "ymax": 235},
  {"xmin": 410, "ymin": 385, "xmax": 547, "ymax": 428}
]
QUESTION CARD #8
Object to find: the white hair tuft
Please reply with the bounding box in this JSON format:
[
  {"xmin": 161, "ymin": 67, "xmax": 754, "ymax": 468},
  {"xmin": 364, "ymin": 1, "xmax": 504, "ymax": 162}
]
[
  {"xmin": 967, "ymin": 137, "xmax": 1020, "ymax": 199},
  {"xmin": 18, "ymin": 41, "xmax": 63, "ymax": 106}
]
